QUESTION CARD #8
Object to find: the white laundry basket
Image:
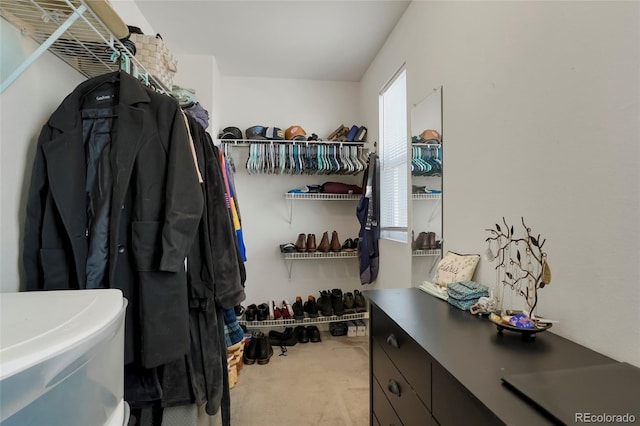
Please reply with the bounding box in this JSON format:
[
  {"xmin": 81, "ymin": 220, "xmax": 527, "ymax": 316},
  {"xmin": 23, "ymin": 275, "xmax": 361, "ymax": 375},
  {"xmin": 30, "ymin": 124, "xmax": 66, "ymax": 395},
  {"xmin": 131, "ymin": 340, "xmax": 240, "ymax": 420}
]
[{"xmin": 0, "ymin": 289, "xmax": 128, "ymax": 426}]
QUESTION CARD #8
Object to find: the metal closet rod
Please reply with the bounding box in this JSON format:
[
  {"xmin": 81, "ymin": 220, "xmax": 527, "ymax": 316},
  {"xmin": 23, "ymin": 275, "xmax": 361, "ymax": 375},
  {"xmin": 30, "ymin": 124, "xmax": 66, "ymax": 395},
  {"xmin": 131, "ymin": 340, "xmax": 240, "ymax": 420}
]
[{"xmin": 219, "ymin": 139, "xmax": 366, "ymax": 146}]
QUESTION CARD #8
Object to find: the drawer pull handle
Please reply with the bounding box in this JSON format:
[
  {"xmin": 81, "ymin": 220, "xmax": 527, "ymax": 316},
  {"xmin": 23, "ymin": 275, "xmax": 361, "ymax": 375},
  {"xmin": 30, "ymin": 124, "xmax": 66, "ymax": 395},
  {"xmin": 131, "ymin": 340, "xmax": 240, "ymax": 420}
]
[
  {"xmin": 386, "ymin": 334, "xmax": 399, "ymax": 349},
  {"xmin": 387, "ymin": 379, "xmax": 401, "ymax": 397}
]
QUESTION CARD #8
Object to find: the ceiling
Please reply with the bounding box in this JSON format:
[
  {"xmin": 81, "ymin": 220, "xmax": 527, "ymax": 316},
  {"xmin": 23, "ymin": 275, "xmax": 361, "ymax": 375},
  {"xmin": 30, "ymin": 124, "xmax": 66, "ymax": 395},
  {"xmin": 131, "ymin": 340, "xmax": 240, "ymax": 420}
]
[{"xmin": 132, "ymin": 0, "xmax": 411, "ymax": 82}]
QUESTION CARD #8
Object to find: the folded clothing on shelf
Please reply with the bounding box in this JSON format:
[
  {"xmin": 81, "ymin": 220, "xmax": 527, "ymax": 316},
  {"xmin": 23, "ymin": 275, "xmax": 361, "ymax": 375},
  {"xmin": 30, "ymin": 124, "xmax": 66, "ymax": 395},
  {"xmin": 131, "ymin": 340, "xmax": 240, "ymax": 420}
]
[
  {"xmin": 412, "ymin": 185, "xmax": 442, "ymax": 194},
  {"xmin": 321, "ymin": 182, "xmax": 362, "ymax": 195},
  {"xmin": 446, "ymin": 281, "xmax": 489, "ymax": 311},
  {"xmin": 287, "ymin": 185, "xmax": 322, "ymax": 194},
  {"xmin": 419, "ymin": 281, "xmax": 448, "ymax": 301}
]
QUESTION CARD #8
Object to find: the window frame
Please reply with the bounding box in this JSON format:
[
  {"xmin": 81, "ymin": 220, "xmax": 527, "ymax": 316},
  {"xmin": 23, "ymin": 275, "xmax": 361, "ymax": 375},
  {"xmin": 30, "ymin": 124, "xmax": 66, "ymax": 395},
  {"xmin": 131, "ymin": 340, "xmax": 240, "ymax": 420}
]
[{"xmin": 378, "ymin": 64, "xmax": 408, "ymax": 243}]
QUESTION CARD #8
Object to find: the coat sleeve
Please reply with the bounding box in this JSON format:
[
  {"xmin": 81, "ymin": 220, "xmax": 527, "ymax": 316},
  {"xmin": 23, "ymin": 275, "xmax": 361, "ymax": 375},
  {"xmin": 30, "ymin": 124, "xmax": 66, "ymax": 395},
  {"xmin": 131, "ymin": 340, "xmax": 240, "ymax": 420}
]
[
  {"xmin": 159, "ymin": 107, "xmax": 204, "ymax": 272},
  {"xmin": 23, "ymin": 125, "xmax": 51, "ymax": 290}
]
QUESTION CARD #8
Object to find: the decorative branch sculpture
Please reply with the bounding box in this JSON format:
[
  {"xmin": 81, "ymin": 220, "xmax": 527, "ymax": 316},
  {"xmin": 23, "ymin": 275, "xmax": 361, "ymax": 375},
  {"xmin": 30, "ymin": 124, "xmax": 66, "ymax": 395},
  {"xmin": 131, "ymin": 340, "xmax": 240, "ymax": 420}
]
[{"xmin": 485, "ymin": 217, "xmax": 551, "ymax": 317}]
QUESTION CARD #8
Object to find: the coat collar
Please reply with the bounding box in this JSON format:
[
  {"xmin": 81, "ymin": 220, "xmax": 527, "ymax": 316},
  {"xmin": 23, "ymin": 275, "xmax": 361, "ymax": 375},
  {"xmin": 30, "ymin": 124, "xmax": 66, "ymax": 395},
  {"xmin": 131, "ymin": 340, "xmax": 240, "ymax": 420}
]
[{"xmin": 48, "ymin": 71, "xmax": 151, "ymax": 132}]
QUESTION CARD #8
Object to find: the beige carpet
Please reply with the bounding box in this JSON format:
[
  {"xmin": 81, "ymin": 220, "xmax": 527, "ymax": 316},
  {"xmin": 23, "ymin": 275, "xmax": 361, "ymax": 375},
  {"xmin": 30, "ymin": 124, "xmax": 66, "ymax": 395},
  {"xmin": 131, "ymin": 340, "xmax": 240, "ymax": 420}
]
[{"xmin": 230, "ymin": 332, "xmax": 370, "ymax": 426}]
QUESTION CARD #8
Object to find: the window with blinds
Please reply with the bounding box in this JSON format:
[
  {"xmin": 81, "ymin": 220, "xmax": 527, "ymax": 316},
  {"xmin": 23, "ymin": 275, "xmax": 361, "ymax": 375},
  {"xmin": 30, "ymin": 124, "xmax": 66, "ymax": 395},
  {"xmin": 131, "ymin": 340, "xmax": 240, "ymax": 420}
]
[{"xmin": 379, "ymin": 66, "xmax": 408, "ymax": 243}]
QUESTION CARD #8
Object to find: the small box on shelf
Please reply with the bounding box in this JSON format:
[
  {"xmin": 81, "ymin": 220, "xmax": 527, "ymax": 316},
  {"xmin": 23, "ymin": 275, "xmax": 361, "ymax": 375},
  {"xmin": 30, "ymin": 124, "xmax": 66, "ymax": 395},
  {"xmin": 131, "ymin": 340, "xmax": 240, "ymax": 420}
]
[{"xmin": 347, "ymin": 321, "xmax": 357, "ymax": 337}]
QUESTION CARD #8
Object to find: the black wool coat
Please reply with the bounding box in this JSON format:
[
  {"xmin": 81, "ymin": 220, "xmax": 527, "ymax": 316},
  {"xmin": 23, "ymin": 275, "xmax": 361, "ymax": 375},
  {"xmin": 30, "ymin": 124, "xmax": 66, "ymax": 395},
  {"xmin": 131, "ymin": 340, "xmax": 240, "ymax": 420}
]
[{"xmin": 23, "ymin": 71, "xmax": 204, "ymax": 368}]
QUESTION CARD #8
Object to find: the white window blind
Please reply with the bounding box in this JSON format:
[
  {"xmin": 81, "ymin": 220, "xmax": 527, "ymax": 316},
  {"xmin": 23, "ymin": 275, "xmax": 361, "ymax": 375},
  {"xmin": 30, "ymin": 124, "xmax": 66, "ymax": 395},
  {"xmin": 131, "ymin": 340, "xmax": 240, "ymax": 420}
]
[{"xmin": 379, "ymin": 66, "xmax": 408, "ymax": 242}]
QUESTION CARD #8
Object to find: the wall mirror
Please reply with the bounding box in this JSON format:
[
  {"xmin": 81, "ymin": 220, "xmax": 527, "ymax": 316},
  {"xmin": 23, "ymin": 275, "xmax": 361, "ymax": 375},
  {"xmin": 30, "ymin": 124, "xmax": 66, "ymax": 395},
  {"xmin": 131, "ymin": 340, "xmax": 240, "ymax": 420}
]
[{"xmin": 410, "ymin": 86, "xmax": 443, "ymax": 287}]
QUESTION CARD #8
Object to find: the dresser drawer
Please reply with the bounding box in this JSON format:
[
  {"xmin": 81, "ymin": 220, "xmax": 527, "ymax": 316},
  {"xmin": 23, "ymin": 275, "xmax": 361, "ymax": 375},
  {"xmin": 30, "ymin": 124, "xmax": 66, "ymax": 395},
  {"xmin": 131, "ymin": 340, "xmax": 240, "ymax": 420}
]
[
  {"xmin": 371, "ymin": 306, "xmax": 431, "ymax": 410},
  {"xmin": 432, "ymin": 362, "xmax": 501, "ymax": 426},
  {"xmin": 373, "ymin": 341, "xmax": 432, "ymax": 426},
  {"xmin": 373, "ymin": 376, "xmax": 403, "ymax": 426}
]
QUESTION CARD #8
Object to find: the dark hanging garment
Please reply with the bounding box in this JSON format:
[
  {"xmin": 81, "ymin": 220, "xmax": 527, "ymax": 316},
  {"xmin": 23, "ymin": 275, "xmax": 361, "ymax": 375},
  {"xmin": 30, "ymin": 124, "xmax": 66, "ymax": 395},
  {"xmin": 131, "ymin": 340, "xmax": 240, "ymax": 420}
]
[
  {"xmin": 23, "ymin": 71, "xmax": 204, "ymax": 371},
  {"xmin": 357, "ymin": 152, "xmax": 380, "ymax": 284},
  {"xmin": 159, "ymin": 114, "xmax": 245, "ymax": 425}
]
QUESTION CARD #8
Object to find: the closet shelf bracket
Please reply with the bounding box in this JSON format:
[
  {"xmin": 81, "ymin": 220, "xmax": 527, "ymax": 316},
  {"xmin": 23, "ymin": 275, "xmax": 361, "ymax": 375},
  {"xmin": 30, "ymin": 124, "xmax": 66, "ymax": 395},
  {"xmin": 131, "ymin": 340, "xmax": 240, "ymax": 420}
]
[{"xmin": 1, "ymin": 3, "xmax": 87, "ymax": 93}]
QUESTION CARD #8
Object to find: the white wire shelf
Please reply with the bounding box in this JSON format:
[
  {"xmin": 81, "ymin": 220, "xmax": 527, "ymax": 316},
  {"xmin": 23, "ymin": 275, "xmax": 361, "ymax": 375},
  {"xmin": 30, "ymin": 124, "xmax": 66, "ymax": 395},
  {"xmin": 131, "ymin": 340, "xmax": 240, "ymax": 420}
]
[
  {"xmin": 217, "ymin": 139, "xmax": 366, "ymax": 146},
  {"xmin": 285, "ymin": 193, "xmax": 361, "ymax": 200},
  {"xmin": 282, "ymin": 251, "xmax": 358, "ymax": 260},
  {"xmin": 1, "ymin": 0, "xmax": 167, "ymax": 93},
  {"xmin": 412, "ymin": 143, "xmax": 441, "ymax": 147},
  {"xmin": 412, "ymin": 193, "xmax": 441, "ymax": 200},
  {"xmin": 412, "ymin": 249, "xmax": 442, "ymax": 257},
  {"xmin": 239, "ymin": 311, "xmax": 369, "ymax": 327}
]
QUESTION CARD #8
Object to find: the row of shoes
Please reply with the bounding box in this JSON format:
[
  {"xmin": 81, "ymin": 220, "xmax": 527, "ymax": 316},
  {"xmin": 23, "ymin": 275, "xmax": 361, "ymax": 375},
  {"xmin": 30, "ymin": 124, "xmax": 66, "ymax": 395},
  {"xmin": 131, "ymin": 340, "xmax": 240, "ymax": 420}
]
[
  {"xmin": 294, "ymin": 289, "xmax": 367, "ymax": 318},
  {"xmin": 327, "ymin": 124, "xmax": 367, "ymax": 143},
  {"xmin": 286, "ymin": 231, "xmax": 358, "ymax": 253},
  {"xmin": 269, "ymin": 325, "xmax": 322, "ymax": 346},
  {"xmin": 412, "ymin": 231, "xmax": 441, "ymax": 250},
  {"xmin": 243, "ymin": 331, "xmax": 274, "ymax": 365},
  {"xmin": 241, "ymin": 289, "xmax": 367, "ymax": 322}
]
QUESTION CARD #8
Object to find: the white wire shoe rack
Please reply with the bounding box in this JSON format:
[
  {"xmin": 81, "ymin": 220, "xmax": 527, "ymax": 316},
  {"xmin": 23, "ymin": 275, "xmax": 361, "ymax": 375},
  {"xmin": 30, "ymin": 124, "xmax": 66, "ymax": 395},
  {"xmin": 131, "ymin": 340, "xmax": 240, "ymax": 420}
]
[{"xmin": 239, "ymin": 311, "xmax": 369, "ymax": 328}]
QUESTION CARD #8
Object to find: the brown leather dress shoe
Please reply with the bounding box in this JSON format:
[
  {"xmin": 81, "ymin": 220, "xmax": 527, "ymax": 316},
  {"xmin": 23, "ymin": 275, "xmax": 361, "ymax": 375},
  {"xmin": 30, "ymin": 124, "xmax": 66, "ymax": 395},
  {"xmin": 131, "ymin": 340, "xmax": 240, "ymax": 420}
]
[
  {"xmin": 307, "ymin": 233, "xmax": 317, "ymax": 252},
  {"xmin": 330, "ymin": 231, "xmax": 341, "ymax": 252},
  {"xmin": 427, "ymin": 232, "xmax": 436, "ymax": 250},
  {"xmin": 295, "ymin": 233, "xmax": 307, "ymax": 252},
  {"xmin": 317, "ymin": 231, "xmax": 330, "ymax": 252},
  {"xmin": 416, "ymin": 232, "xmax": 430, "ymax": 250}
]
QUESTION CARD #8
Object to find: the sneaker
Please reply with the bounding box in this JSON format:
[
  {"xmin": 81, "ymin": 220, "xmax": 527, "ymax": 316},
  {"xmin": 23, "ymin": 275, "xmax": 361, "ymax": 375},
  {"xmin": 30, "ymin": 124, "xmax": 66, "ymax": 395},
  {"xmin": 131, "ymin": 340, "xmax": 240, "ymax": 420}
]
[
  {"xmin": 272, "ymin": 301, "xmax": 282, "ymax": 320},
  {"xmin": 294, "ymin": 325, "xmax": 309, "ymax": 343},
  {"xmin": 281, "ymin": 300, "xmax": 292, "ymax": 319},
  {"xmin": 234, "ymin": 305, "xmax": 245, "ymax": 319},
  {"xmin": 329, "ymin": 321, "xmax": 348, "ymax": 336},
  {"xmin": 304, "ymin": 295, "xmax": 319, "ymax": 318},
  {"xmin": 307, "ymin": 325, "xmax": 322, "ymax": 343},
  {"xmin": 331, "ymin": 289, "xmax": 345, "ymax": 316}
]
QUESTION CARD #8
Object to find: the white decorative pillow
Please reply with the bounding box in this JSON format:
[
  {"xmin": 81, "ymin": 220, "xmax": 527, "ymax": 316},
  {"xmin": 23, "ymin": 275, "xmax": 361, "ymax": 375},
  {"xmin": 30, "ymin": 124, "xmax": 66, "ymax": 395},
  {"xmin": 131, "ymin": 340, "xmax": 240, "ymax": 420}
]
[{"xmin": 433, "ymin": 251, "xmax": 480, "ymax": 285}]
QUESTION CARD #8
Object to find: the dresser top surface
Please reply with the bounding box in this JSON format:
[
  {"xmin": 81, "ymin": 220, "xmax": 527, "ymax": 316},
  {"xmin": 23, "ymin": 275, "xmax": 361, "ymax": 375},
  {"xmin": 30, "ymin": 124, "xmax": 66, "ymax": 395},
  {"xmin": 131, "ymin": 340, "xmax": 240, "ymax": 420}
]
[{"xmin": 364, "ymin": 288, "xmax": 618, "ymax": 425}]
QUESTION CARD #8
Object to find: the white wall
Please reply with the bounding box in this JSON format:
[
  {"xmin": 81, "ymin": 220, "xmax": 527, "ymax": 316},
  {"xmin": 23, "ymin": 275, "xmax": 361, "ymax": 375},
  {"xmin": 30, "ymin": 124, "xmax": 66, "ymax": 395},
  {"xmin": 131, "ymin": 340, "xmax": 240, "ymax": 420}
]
[
  {"xmin": 173, "ymin": 53, "xmax": 218, "ymax": 131},
  {"xmin": 0, "ymin": 20, "xmax": 85, "ymax": 292},
  {"xmin": 361, "ymin": 1, "xmax": 640, "ymax": 366},
  {"xmin": 218, "ymin": 76, "xmax": 365, "ymax": 305}
]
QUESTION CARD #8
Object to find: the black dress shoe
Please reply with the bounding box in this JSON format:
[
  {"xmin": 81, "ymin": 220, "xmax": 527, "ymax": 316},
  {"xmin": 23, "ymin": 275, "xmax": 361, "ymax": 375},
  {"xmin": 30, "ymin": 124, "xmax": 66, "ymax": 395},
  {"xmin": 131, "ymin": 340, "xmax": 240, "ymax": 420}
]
[
  {"xmin": 307, "ymin": 325, "xmax": 321, "ymax": 343},
  {"xmin": 294, "ymin": 325, "xmax": 309, "ymax": 343},
  {"xmin": 245, "ymin": 304, "xmax": 257, "ymax": 322},
  {"xmin": 269, "ymin": 327, "xmax": 297, "ymax": 346},
  {"xmin": 257, "ymin": 303, "xmax": 269, "ymax": 321}
]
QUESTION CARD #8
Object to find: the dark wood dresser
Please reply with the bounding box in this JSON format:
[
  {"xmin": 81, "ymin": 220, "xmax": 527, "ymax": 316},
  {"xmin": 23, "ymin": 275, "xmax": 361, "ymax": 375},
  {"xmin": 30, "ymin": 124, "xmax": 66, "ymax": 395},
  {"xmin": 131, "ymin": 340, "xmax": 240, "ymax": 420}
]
[{"xmin": 364, "ymin": 288, "xmax": 617, "ymax": 426}]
